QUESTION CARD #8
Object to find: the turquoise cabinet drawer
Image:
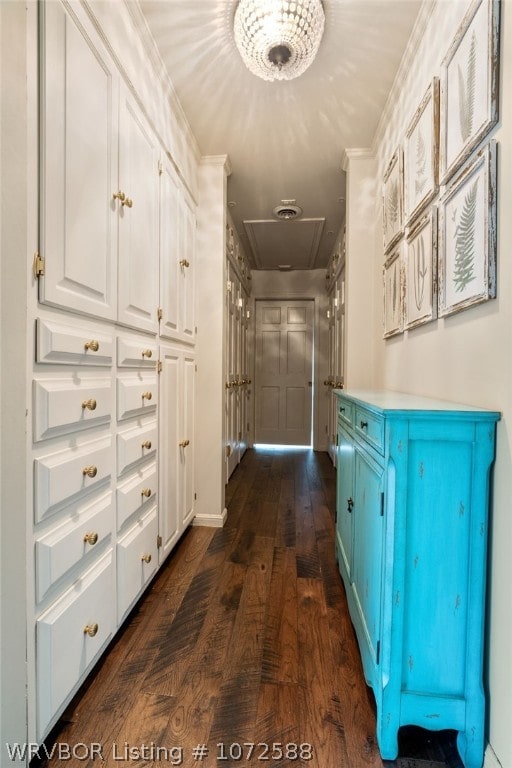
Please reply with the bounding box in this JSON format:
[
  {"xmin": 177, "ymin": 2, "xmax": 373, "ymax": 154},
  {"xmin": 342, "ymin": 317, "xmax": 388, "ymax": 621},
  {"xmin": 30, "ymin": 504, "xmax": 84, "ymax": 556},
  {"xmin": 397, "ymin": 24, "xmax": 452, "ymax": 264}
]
[
  {"xmin": 337, "ymin": 399, "xmax": 354, "ymax": 427},
  {"xmin": 355, "ymin": 407, "xmax": 384, "ymax": 453}
]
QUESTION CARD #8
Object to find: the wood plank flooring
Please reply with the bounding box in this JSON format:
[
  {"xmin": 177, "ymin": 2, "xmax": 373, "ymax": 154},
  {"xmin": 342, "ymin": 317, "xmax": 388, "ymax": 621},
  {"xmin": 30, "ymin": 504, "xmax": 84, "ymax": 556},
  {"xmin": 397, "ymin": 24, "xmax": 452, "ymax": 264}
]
[{"xmin": 39, "ymin": 448, "xmax": 462, "ymax": 768}]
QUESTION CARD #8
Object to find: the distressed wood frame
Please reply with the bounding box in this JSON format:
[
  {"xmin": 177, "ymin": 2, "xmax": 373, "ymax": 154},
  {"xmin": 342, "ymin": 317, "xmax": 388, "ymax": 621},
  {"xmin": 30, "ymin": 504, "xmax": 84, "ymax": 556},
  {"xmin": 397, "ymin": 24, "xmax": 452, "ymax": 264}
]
[
  {"xmin": 404, "ymin": 207, "xmax": 438, "ymax": 331},
  {"xmin": 382, "ymin": 147, "xmax": 404, "ymax": 254},
  {"xmin": 383, "ymin": 242, "xmax": 404, "ymax": 338},
  {"xmin": 404, "ymin": 79, "xmax": 439, "ymax": 225},
  {"xmin": 438, "ymin": 141, "xmax": 497, "ymax": 317},
  {"xmin": 439, "ymin": 0, "xmax": 500, "ymax": 184}
]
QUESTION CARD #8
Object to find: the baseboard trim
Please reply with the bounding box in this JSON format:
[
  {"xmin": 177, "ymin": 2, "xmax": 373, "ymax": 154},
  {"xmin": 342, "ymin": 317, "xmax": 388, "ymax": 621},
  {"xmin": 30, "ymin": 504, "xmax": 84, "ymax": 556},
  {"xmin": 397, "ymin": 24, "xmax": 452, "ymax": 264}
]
[
  {"xmin": 192, "ymin": 508, "xmax": 227, "ymax": 528},
  {"xmin": 484, "ymin": 743, "xmax": 503, "ymax": 768}
]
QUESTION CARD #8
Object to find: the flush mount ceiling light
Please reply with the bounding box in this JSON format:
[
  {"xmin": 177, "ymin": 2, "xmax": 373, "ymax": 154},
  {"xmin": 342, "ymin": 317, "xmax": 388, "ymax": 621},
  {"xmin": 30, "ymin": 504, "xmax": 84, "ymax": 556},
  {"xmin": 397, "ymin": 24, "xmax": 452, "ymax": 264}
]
[{"xmin": 234, "ymin": 0, "xmax": 325, "ymax": 82}]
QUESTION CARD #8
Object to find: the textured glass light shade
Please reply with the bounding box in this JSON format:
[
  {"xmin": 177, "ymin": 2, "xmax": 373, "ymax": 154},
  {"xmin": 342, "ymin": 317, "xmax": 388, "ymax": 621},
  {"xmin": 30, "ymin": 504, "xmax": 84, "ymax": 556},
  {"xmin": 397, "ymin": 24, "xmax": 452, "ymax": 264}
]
[{"xmin": 234, "ymin": 0, "xmax": 325, "ymax": 82}]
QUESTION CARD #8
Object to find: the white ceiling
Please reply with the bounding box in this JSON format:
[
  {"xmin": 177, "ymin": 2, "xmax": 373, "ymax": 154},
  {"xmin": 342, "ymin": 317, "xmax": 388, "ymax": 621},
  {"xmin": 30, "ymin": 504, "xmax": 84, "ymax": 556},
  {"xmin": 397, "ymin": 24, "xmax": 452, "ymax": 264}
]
[{"xmin": 139, "ymin": 0, "xmax": 423, "ymax": 269}]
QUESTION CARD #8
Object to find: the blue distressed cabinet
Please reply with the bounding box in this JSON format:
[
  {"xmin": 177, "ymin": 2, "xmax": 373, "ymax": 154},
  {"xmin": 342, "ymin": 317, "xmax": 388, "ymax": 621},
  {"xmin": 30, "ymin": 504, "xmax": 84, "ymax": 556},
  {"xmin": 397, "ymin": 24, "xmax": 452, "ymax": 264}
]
[{"xmin": 334, "ymin": 390, "xmax": 499, "ymax": 768}]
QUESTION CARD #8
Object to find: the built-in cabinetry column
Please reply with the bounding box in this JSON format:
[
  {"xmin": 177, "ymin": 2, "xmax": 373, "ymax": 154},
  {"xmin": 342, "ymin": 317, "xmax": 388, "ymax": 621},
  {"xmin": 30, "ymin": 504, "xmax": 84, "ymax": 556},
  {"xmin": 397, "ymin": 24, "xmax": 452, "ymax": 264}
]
[
  {"xmin": 341, "ymin": 149, "xmax": 377, "ymax": 389},
  {"xmin": 194, "ymin": 156, "xmax": 231, "ymax": 526}
]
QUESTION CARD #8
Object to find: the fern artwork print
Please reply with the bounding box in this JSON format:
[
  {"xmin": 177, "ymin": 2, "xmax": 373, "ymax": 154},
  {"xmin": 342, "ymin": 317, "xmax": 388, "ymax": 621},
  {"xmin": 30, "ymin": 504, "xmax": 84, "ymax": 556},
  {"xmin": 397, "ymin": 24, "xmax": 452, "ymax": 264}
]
[
  {"xmin": 438, "ymin": 142, "xmax": 496, "ymax": 317},
  {"xmin": 405, "ymin": 208, "xmax": 437, "ymax": 330},
  {"xmin": 404, "ymin": 79, "xmax": 439, "ymax": 224},
  {"xmin": 440, "ymin": 0, "xmax": 500, "ymax": 183}
]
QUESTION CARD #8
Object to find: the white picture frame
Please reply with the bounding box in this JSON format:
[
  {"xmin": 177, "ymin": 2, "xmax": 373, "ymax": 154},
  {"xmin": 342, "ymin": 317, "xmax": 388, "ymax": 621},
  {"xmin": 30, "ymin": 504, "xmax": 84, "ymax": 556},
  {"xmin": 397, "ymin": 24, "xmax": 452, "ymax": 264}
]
[
  {"xmin": 383, "ymin": 243, "xmax": 404, "ymax": 338},
  {"xmin": 439, "ymin": 0, "xmax": 500, "ymax": 184},
  {"xmin": 405, "ymin": 208, "xmax": 438, "ymax": 330},
  {"xmin": 404, "ymin": 79, "xmax": 439, "ymax": 224},
  {"xmin": 438, "ymin": 141, "xmax": 497, "ymax": 317},
  {"xmin": 382, "ymin": 148, "xmax": 404, "ymax": 254}
]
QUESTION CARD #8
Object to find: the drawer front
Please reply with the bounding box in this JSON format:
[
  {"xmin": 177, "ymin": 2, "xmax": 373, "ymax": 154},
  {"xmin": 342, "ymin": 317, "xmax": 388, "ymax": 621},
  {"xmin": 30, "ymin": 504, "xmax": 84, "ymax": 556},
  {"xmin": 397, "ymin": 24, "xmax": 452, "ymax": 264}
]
[
  {"xmin": 117, "ymin": 419, "xmax": 157, "ymax": 476},
  {"xmin": 355, "ymin": 406, "xmax": 384, "ymax": 453},
  {"xmin": 35, "ymin": 491, "xmax": 113, "ymax": 602},
  {"xmin": 117, "ymin": 506, "xmax": 158, "ymax": 622},
  {"xmin": 117, "ymin": 374, "xmax": 158, "ymax": 421},
  {"xmin": 116, "ymin": 461, "xmax": 157, "ymax": 530},
  {"xmin": 337, "ymin": 399, "xmax": 354, "ymax": 427},
  {"xmin": 36, "ymin": 318, "xmax": 114, "ymax": 366},
  {"xmin": 33, "ymin": 376, "xmax": 113, "ymax": 441},
  {"xmin": 34, "ymin": 435, "xmax": 112, "ymax": 522},
  {"xmin": 117, "ymin": 335, "xmax": 158, "ymax": 368},
  {"xmin": 36, "ymin": 550, "xmax": 115, "ymax": 739}
]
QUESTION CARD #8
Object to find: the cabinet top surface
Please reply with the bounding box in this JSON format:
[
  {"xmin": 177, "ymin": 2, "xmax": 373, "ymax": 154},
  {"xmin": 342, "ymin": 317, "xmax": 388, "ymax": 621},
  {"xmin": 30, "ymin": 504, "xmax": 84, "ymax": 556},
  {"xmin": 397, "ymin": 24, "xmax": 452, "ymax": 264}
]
[{"xmin": 334, "ymin": 389, "xmax": 500, "ymax": 421}]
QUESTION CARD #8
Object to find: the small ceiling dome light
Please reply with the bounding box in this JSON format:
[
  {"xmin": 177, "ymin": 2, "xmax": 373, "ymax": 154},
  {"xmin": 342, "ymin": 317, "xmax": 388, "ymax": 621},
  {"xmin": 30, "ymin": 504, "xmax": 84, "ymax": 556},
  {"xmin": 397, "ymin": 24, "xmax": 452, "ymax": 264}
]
[{"xmin": 234, "ymin": 0, "xmax": 325, "ymax": 82}]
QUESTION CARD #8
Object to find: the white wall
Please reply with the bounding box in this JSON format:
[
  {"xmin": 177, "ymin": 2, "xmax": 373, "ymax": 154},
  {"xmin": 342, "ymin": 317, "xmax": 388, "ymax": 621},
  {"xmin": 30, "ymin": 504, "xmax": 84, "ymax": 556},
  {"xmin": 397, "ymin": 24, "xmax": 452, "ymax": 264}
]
[
  {"xmin": 250, "ymin": 269, "xmax": 329, "ymax": 451},
  {"xmin": 365, "ymin": 1, "xmax": 512, "ymax": 765}
]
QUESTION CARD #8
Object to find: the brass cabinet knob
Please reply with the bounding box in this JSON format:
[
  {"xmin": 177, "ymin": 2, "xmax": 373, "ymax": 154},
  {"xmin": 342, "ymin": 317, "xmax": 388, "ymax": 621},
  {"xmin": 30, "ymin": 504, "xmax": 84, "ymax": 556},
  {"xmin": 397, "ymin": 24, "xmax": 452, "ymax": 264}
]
[
  {"xmin": 82, "ymin": 398, "xmax": 97, "ymax": 411},
  {"xmin": 82, "ymin": 465, "xmax": 98, "ymax": 478},
  {"xmin": 141, "ymin": 440, "xmax": 152, "ymax": 450},
  {"xmin": 141, "ymin": 488, "xmax": 152, "ymax": 498},
  {"xmin": 141, "ymin": 349, "xmax": 153, "ymax": 358},
  {"xmin": 84, "ymin": 340, "xmax": 99, "ymax": 352},
  {"xmin": 121, "ymin": 197, "xmax": 133, "ymax": 208},
  {"xmin": 179, "ymin": 439, "xmax": 190, "ymax": 448},
  {"xmin": 360, "ymin": 421, "xmax": 368, "ymax": 429},
  {"xmin": 112, "ymin": 190, "xmax": 125, "ymax": 202},
  {"xmin": 141, "ymin": 553, "xmax": 152, "ymax": 564},
  {"xmin": 225, "ymin": 381, "xmax": 232, "ymax": 389},
  {"xmin": 179, "ymin": 258, "xmax": 190, "ymax": 268},
  {"xmin": 347, "ymin": 497, "xmax": 354, "ymax": 513},
  {"xmin": 83, "ymin": 532, "xmax": 98, "ymax": 545},
  {"xmin": 142, "ymin": 391, "xmax": 152, "ymax": 401},
  {"xmin": 83, "ymin": 623, "xmax": 99, "ymax": 637}
]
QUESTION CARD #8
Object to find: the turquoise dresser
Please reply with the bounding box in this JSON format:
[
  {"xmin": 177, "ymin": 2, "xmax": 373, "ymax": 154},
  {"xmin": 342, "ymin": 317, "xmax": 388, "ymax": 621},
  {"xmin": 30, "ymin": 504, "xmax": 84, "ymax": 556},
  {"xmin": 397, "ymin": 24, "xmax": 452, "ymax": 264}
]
[{"xmin": 333, "ymin": 389, "xmax": 499, "ymax": 768}]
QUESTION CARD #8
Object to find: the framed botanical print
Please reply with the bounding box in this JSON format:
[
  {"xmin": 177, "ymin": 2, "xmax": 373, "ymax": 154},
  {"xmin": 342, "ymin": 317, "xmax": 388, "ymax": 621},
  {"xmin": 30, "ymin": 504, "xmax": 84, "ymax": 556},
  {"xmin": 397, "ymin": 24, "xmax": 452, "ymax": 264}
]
[
  {"xmin": 438, "ymin": 141, "xmax": 496, "ymax": 317},
  {"xmin": 405, "ymin": 208, "xmax": 438, "ymax": 330},
  {"xmin": 383, "ymin": 244, "xmax": 404, "ymax": 338},
  {"xmin": 382, "ymin": 148, "xmax": 403, "ymax": 253},
  {"xmin": 404, "ymin": 79, "xmax": 439, "ymax": 224},
  {"xmin": 439, "ymin": 0, "xmax": 500, "ymax": 183}
]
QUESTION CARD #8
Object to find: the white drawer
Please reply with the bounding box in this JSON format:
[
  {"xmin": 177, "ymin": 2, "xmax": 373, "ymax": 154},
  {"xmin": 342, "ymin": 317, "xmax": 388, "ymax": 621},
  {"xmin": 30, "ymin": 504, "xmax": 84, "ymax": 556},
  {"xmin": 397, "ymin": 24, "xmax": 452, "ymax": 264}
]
[
  {"xmin": 35, "ymin": 491, "xmax": 113, "ymax": 602},
  {"xmin": 36, "ymin": 318, "xmax": 114, "ymax": 366},
  {"xmin": 117, "ymin": 506, "xmax": 158, "ymax": 623},
  {"xmin": 33, "ymin": 376, "xmax": 113, "ymax": 442},
  {"xmin": 116, "ymin": 461, "xmax": 157, "ymax": 530},
  {"xmin": 117, "ymin": 418, "xmax": 157, "ymax": 476},
  {"xmin": 34, "ymin": 435, "xmax": 112, "ymax": 523},
  {"xmin": 117, "ymin": 374, "xmax": 158, "ymax": 421},
  {"xmin": 36, "ymin": 549, "xmax": 115, "ymax": 739},
  {"xmin": 117, "ymin": 335, "xmax": 158, "ymax": 368}
]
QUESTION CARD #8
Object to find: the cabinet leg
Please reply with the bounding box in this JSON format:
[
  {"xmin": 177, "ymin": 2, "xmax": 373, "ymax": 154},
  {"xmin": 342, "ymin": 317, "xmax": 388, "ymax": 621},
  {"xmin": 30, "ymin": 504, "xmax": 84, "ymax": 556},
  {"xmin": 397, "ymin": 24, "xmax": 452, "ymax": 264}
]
[
  {"xmin": 456, "ymin": 727, "xmax": 484, "ymax": 768},
  {"xmin": 375, "ymin": 709, "xmax": 399, "ymax": 761}
]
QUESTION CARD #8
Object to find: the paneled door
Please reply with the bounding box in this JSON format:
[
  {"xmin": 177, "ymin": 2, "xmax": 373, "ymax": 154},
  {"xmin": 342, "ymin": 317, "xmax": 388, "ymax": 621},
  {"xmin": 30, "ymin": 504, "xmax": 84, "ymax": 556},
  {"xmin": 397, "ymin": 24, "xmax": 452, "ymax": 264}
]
[{"xmin": 255, "ymin": 300, "xmax": 313, "ymax": 446}]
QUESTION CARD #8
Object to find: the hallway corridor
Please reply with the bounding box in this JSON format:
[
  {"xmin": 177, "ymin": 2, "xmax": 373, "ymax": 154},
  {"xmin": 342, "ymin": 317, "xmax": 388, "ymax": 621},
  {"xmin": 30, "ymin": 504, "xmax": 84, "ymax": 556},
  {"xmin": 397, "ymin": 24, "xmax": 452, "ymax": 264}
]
[{"xmin": 40, "ymin": 449, "xmax": 461, "ymax": 767}]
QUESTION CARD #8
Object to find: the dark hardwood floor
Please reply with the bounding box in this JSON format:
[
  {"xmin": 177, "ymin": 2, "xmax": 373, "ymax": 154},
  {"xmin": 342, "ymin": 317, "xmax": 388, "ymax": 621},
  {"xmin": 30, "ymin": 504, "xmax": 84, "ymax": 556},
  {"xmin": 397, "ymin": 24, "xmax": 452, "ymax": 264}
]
[{"xmin": 39, "ymin": 448, "xmax": 463, "ymax": 768}]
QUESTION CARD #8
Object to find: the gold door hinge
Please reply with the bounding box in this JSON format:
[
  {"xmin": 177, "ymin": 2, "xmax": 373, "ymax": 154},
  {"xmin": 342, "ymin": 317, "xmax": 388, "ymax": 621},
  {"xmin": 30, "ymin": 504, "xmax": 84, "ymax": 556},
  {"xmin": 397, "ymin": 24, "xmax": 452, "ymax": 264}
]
[
  {"xmin": 157, "ymin": 360, "xmax": 162, "ymax": 374},
  {"xmin": 33, "ymin": 252, "xmax": 45, "ymax": 278},
  {"xmin": 157, "ymin": 307, "xmax": 163, "ymax": 321},
  {"xmin": 194, "ymin": 492, "xmax": 197, "ymax": 501},
  {"xmin": 226, "ymin": 445, "xmax": 232, "ymax": 457},
  {"xmin": 158, "ymin": 160, "xmax": 163, "ymax": 176},
  {"xmin": 238, "ymin": 431, "xmax": 242, "ymax": 441},
  {"xmin": 157, "ymin": 534, "xmax": 162, "ymax": 549}
]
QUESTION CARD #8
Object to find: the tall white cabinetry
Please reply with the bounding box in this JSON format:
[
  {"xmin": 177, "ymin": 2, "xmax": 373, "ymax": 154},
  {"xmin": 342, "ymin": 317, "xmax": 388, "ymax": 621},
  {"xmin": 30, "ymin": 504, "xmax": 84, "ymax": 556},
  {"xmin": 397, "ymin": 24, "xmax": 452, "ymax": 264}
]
[
  {"xmin": 325, "ymin": 234, "xmax": 346, "ymax": 464},
  {"xmin": 225, "ymin": 215, "xmax": 252, "ymax": 481},
  {"xmin": 30, "ymin": 0, "xmax": 197, "ymax": 746}
]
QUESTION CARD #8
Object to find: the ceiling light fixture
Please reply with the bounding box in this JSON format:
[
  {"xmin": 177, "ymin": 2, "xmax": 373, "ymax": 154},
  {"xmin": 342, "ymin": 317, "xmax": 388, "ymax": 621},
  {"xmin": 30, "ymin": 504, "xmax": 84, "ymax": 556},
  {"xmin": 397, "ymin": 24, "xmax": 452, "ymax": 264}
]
[{"xmin": 234, "ymin": 0, "xmax": 325, "ymax": 82}]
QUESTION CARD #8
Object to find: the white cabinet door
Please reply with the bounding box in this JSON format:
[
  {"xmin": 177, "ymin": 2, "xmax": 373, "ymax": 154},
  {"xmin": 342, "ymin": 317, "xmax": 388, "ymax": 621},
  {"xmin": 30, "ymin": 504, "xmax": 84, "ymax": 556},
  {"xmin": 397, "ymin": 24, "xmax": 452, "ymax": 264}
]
[
  {"xmin": 158, "ymin": 344, "xmax": 195, "ymax": 559},
  {"xmin": 39, "ymin": 0, "xmax": 118, "ymax": 320},
  {"xmin": 117, "ymin": 88, "xmax": 159, "ymax": 333},
  {"xmin": 178, "ymin": 192, "xmax": 196, "ymax": 341},
  {"xmin": 159, "ymin": 158, "xmax": 180, "ymax": 339}
]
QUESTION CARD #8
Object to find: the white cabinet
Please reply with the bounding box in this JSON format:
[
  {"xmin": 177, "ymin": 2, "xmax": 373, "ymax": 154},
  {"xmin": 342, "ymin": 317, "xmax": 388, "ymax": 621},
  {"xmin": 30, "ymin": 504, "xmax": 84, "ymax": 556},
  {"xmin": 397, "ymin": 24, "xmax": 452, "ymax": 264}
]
[
  {"xmin": 117, "ymin": 506, "xmax": 158, "ymax": 622},
  {"xmin": 158, "ymin": 343, "xmax": 195, "ymax": 558},
  {"xmin": 159, "ymin": 155, "xmax": 196, "ymax": 343},
  {"xmin": 39, "ymin": 0, "xmax": 118, "ymax": 320},
  {"xmin": 117, "ymin": 88, "xmax": 159, "ymax": 334}
]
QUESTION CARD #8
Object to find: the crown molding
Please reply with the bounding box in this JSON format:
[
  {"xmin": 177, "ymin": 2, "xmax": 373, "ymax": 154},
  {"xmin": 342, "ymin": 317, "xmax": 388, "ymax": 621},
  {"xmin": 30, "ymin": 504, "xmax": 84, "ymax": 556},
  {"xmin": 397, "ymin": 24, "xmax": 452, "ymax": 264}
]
[
  {"xmin": 341, "ymin": 148, "xmax": 375, "ymax": 171},
  {"xmin": 200, "ymin": 155, "xmax": 232, "ymax": 177},
  {"xmin": 372, "ymin": 0, "xmax": 437, "ymax": 154}
]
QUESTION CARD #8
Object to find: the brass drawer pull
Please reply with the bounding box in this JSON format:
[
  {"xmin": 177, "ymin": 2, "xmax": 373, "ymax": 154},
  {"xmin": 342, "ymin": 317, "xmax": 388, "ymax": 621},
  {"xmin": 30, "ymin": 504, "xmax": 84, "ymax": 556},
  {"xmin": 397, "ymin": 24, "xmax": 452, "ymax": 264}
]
[
  {"xmin": 141, "ymin": 440, "xmax": 152, "ymax": 450},
  {"xmin": 84, "ymin": 340, "xmax": 99, "ymax": 352},
  {"xmin": 141, "ymin": 553, "xmax": 152, "ymax": 564},
  {"xmin": 141, "ymin": 349, "xmax": 153, "ymax": 358},
  {"xmin": 141, "ymin": 488, "xmax": 152, "ymax": 498},
  {"xmin": 142, "ymin": 391, "xmax": 152, "ymax": 401},
  {"xmin": 360, "ymin": 421, "xmax": 368, "ymax": 429},
  {"xmin": 82, "ymin": 465, "xmax": 98, "ymax": 478},
  {"xmin": 82, "ymin": 398, "xmax": 97, "ymax": 411},
  {"xmin": 83, "ymin": 623, "xmax": 98, "ymax": 637},
  {"xmin": 179, "ymin": 439, "xmax": 190, "ymax": 448},
  {"xmin": 347, "ymin": 497, "xmax": 354, "ymax": 513},
  {"xmin": 83, "ymin": 532, "xmax": 98, "ymax": 545},
  {"xmin": 121, "ymin": 197, "xmax": 133, "ymax": 208},
  {"xmin": 179, "ymin": 258, "xmax": 190, "ymax": 268}
]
